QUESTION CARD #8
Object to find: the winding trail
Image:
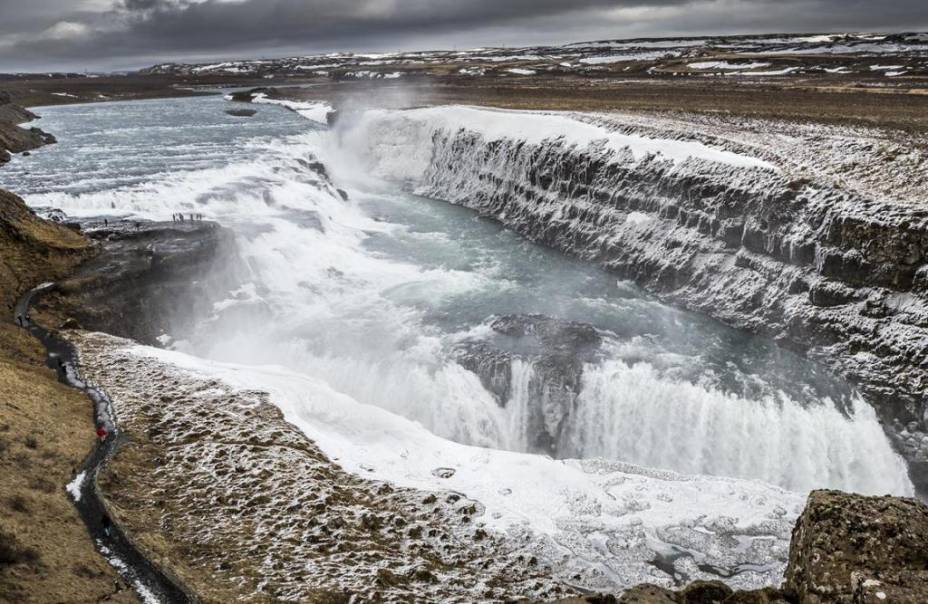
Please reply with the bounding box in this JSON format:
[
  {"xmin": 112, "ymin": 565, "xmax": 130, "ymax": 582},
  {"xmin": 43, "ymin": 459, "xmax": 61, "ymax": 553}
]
[{"xmin": 15, "ymin": 283, "xmax": 191, "ymax": 604}]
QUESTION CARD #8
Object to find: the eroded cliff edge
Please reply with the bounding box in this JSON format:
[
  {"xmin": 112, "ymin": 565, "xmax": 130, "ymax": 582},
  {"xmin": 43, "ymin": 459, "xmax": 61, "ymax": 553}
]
[{"xmin": 354, "ymin": 107, "xmax": 928, "ymax": 493}]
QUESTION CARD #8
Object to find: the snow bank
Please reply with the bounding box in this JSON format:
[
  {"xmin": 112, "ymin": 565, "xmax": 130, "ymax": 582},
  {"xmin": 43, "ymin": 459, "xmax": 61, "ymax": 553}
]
[
  {"xmin": 345, "ymin": 105, "xmax": 776, "ymax": 185},
  {"xmin": 688, "ymin": 61, "xmax": 771, "ymax": 70},
  {"xmin": 579, "ymin": 51, "xmax": 679, "ymax": 64},
  {"xmin": 252, "ymin": 93, "xmax": 333, "ymax": 125},
  {"xmin": 124, "ymin": 342, "xmax": 802, "ymax": 589}
]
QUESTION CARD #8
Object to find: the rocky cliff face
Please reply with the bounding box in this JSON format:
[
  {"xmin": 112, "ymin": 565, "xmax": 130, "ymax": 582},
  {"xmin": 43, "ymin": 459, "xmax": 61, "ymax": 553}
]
[
  {"xmin": 35, "ymin": 218, "xmax": 242, "ymax": 346},
  {"xmin": 786, "ymin": 490, "xmax": 928, "ymax": 603},
  {"xmin": 355, "ymin": 107, "xmax": 928, "ymax": 493},
  {"xmin": 453, "ymin": 314, "xmax": 602, "ymax": 455},
  {"xmin": 0, "ymin": 91, "xmax": 56, "ymax": 164}
]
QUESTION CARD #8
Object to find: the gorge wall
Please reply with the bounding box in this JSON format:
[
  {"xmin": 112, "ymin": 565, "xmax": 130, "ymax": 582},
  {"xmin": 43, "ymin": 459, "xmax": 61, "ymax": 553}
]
[
  {"xmin": 36, "ymin": 219, "xmax": 241, "ymax": 347},
  {"xmin": 350, "ymin": 106, "xmax": 928, "ymax": 492}
]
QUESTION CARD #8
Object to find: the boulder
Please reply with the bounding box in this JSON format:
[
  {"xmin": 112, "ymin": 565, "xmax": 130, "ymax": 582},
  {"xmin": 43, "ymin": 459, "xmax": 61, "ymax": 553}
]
[
  {"xmin": 785, "ymin": 490, "xmax": 928, "ymax": 603},
  {"xmin": 551, "ymin": 491, "xmax": 928, "ymax": 604},
  {"xmin": 452, "ymin": 314, "xmax": 602, "ymax": 454}
]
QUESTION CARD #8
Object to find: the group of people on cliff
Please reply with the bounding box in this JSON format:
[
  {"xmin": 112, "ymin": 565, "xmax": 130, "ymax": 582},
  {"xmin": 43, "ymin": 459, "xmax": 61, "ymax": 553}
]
[{"xmin": 172, "ymin": 212, "xmax": 204, "ymax": 222}]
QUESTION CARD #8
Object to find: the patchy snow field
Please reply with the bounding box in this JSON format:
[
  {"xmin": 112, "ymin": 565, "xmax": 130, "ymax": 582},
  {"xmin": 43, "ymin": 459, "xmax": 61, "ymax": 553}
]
[
  {"xmin": 345, "ymin": 101, "xmax": 928, "ymax": 206},
  {"xmin": 144, "ymin": 31, "xmax": 928, "ymax": 81},
  {"xmin": 73, "ymin": 331, "xmax": 804, "ymax": 599},
  {"xmin": 572, "ymin": 111, "xmax": 928, "ymax": 206}
]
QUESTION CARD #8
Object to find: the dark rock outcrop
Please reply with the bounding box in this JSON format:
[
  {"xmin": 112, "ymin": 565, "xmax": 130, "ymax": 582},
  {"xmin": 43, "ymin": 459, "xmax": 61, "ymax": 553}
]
[
  {"xmin": 225, "ymin": 108, "xmax": 257, "ymax": 117},
  {"xmin": 0, "ymin": 91, "xmax": 56, "ymax": 163},
  {"xmin": 785, "ymin": 490, "xmax": 928, "ymax": 603},
  {"xmin": 453, "ymin": 314, "xmax": 601, "ymax": 454},
  {"xmin": 227, "ymin": 88, "xmax": 268, "ymax": 103},
  {"xmin": 35, "ymin": 218, "xmax": 242, "ymax": 346}
]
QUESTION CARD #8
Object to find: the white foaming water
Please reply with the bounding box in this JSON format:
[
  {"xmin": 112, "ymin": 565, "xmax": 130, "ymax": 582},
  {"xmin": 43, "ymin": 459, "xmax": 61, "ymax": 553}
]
[
  {"xmin": 565, "ymin": 361, "xmax": 912, "ymax": 494},
  {"xmin": 1, "ymin": 96, "xmax": 913, "ymax": 500},
  {"xmin": 505, "ymin": 359, "xmax": 536, "ymax": 453}
]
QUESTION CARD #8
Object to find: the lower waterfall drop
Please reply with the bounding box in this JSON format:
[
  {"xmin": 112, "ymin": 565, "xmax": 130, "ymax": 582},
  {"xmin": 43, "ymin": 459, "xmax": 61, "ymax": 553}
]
[{"xmin": 562, "ymin": 359, "xmax": 912, "ymax": 495}]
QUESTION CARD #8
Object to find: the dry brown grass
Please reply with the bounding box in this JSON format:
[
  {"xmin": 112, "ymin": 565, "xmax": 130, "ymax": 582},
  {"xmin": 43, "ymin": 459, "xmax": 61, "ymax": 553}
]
[
  {"xmin": 0, "ymin": 356, "xmax": 136, "ymax": 603},
  {"xmin": 0, "ymin": 188, "xmax": 136, "ymax": 602}
]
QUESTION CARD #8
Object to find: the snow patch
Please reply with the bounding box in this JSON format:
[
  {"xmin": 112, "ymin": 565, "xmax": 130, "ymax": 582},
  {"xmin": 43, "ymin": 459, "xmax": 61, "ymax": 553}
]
[
  {"xmin": 66, "ymin": 471, "xmax": 85, "ymax": 501},
  {"xmin": 579, "ymin": 51, "xmax": 679, "ymax": 64},
  {"xmin": 688, "ymin": 61, "xmax": 772, "ymax": 70},
  {"xmin": 251, "ymin": 93, "xmax": 333, "ymax": 125},
  {"xmin": 348, "ymin": 105, "xmax": 777, "ymax": 185}
]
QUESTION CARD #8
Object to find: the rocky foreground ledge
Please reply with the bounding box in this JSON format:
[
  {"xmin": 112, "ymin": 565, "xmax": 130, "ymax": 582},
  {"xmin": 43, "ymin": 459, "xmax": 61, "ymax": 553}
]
[
  {"xmin": 571, "ymin": 490, "xmax": 928, "ymax": 603},
  {"xmin": 33, "ymin": 217, "xmax": 239, "ymax": 346},
  {"xmin": 63, "ymin": 329, "xmax": 928, "ymax": 603}
]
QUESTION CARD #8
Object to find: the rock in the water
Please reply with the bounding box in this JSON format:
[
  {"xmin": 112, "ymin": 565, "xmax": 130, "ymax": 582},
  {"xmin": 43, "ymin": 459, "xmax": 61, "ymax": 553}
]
[
  {"xmin": 453, "ymin": 314, "xmax": 602, "ymax": 455},
  {"xmin": 225, "ymin": 108, "xmax": 257, "ymax": 117}
]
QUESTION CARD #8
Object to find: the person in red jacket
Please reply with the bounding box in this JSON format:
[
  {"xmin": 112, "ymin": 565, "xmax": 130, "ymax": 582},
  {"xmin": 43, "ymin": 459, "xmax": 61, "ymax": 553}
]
[{"xmin": 96, "ymin": 423, "xmax": 108, "ymax": 441}]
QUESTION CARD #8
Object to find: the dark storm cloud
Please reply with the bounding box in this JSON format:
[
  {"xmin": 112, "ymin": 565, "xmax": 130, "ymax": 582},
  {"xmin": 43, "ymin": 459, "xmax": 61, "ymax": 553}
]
[{"xmin": 0, "ymin": 0, "xmax": 926, "ymax": 71}]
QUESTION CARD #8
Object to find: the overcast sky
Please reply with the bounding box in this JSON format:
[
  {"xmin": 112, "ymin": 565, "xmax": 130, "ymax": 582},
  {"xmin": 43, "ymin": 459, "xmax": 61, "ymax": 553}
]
[{"xmin": 0, "ymin": 0, "xmax": 926, "ymax": 72}]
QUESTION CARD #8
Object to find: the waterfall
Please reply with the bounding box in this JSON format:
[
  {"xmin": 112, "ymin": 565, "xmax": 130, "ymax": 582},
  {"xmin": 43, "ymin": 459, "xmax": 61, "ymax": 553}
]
[
  {"xmin": 504, "ymin": 358, "xmax": 535, "ymax": 452},
  {"xmin": 562, "ymin": 360, "xmax": 912, "ymax": 495}
]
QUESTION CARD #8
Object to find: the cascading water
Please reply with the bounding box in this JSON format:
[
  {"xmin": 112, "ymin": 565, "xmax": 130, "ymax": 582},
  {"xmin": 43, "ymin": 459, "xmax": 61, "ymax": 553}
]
[
  {"xmin": 564, "ymin": 360, "xmax": 909, "ymax": 493},
  {"xmin": 0, "ymin": 95, "xmax": 913, "ymax": 499}
]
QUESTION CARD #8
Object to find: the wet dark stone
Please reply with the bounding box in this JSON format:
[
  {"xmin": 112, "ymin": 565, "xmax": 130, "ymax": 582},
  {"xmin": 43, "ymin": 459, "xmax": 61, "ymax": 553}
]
[{"xmin": 453, "ymin": 314, "xmax": 602, "ymax": 455}]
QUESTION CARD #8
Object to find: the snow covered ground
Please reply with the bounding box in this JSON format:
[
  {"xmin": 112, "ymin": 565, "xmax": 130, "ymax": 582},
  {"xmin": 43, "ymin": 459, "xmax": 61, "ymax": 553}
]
[
  {"xmin": 73, "ymin": 331, "xmax": 804, "ymax": 597},
  {"xmin": 249, "ymin": 93, "xmax": 334, "ymax": 125},
  {"xmin": 345, "ymin": 105, "xmax": 779, "ymax": 183},
  {"xmin": 344, "ymin": 102, "xmax": 928, "ymax": 209}
]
